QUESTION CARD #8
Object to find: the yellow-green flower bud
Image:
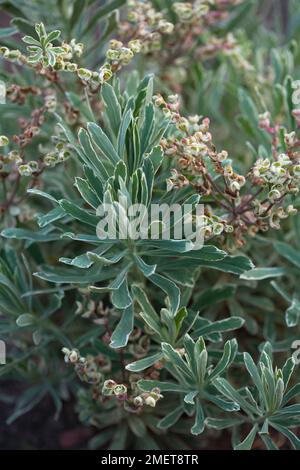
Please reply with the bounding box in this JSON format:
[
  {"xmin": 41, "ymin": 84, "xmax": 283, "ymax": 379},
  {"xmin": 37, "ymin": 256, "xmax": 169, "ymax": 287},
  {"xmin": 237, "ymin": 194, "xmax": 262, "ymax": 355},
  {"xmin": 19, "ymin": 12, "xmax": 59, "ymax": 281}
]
[
  {"xmin": 77, "ymin": 68, "xmax": 92, "ymax": 81},
  {"xmin": 128, "ymin": 40, "xmax": 141, "ymax": 53},
  {"xmin": 144, "ymin": 396, "xmax": 156, "ymax": 407},
  {"xmin": 18, "ymin": 164, "xmax": 32, "ymax": 176},
  {"xmin": 0, "ymin": 135, "xmax": 9, "ymax": 147}
]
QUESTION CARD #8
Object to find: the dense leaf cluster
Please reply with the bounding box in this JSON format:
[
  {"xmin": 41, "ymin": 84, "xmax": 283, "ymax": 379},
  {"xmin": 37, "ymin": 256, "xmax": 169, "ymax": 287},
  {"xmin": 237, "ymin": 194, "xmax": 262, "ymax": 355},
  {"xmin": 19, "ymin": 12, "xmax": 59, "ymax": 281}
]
[{"xmin": 0, "ymin": 0, "xmax": 300, "ymax": 451}]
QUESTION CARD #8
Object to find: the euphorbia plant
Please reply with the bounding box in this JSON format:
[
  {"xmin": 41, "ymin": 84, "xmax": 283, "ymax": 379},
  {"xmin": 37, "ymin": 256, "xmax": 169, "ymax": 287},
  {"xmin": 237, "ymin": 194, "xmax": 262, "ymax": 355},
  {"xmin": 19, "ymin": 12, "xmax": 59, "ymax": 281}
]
[{"xmin": 0, "ymin": 0, "xmax": 300, "ymax": 451}]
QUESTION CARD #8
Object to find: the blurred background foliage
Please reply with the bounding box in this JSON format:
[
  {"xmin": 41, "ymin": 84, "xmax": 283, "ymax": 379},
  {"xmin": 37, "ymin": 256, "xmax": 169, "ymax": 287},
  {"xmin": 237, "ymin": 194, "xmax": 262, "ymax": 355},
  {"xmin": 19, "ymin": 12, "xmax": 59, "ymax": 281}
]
[{"xmin": 0, "ymin": 0, "xmax": 300, "ymax": 450}]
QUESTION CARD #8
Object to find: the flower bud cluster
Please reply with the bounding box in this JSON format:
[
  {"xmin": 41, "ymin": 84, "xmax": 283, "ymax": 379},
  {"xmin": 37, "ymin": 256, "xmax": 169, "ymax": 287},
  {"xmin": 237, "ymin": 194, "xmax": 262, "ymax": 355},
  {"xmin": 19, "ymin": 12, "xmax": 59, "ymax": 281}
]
[
  {"xmin": 62, "ymin": 348, "xmax": 110, "ymax": 385},
  {"xmin": 6, "ymin": 85, "xmax": 41, "ymax": 105},
  {"xmin": 76, "ymin": 65, "xmax": 112, "ymax": 87},
  {"xmin": 44, "ymin": 93, "xmax": 57, "ymax": 112},
  {"xmin": 0, "ymin": 135, "xmax": 9, "ymax": 147},
  {"xmin": 18, "ymin": 160, "xmax": 40, "ymax": 176},
  {"xmin": 252, "ymin": 154, "xmax": 300, "ymax": 189},
  {"xmin": 0, "ymin": 135, "xmax": 41, "ymax": 176},
  {"xmin": 158, "ymin": 94, "xmax": 246, "ymax": 198},
  {"xmin": 102, "ymin": 380, "xmax": 128, "ymax": 400},
  {"xmin": 0, "ymin": 25, "xmax": 114, "ymax": 89},
  {"xmin": 76, "ymin": 354, "xmax": 110, "ymax": 385},
  {"xmin": 125, "ymin": 0, "xmax": 174, "ymax": 54},
  {"xmin": 1, "ymin": 23, "xmax": 84, "ymax": 72},
  {"xmin": 132, "ymin": 388, "xmax": 163, "ymax": 408},
  {"xmin": 173, "ymin": 2, "xmax": 209, "ymax": 23},
  {"xmin": 200, "ymin": 212, "xmax": 234, "ymax": 239},
  {"xmin": 46, "ymin": 39, "xmax": 84, "ymax": 71},
  {"xmin": 157, "ymin": 96, "xmax": 300, "ymax": 246},
  {"xmin": 62, "ymin": 347, "xmax": 84, "ymax": 364},
  {"xmin": 0, "ymin": 46, "xmax": 23, "ymax": 62},
  {"xmin": 75, "ymin": 39, "xmax": 142, "ymax": 88},
  {"xmin": 43, "ymin": 141, "xmax": 71, "ymax": 168},
  {"xmin": 197, "ymin": 33, "xmax": 238, "ymax": 59},
  {"xmin": 0, "ymin": 150, "xmax": 22, "ymax": 172}
]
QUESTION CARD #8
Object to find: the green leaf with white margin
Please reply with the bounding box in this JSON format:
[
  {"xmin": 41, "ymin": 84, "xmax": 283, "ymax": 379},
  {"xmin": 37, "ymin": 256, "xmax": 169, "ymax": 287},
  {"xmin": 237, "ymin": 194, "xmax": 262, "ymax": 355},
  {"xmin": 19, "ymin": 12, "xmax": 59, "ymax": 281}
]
[
  {"xmin": 184, "ymin": 391, "xmax": 198, "ymax": 405},
  {"xmin": 110, "ymin": 305, "xmax": 134, "ymax": 348},
  {"xmin": 134, "ymin": 255, "xmax": 156, "ymax": 277},
  {"xmin": 145, "ymin": 145, "xmax": 163, "ymax": 174},
  {"xmin": 161, "ymin": 342, "xmax": 192, "ymax": 380},
  {"xmin": 59, "ymin": 199, "xmax": 99, "ymax": 226},
  {"xmin": 126, "ymin": 352, "xmax": 163, "ymax": 372},
  {"xmin": 89, "ymin": 264, "xmax": 130, "ymax": 292},
  {"xmin": 83, "ymin": 166, "xmax": 104, "ymax": 202},
  {"xmin": 90, "ymin": 265, "xmax": 132, "ymax": 308},
  {"xmin": 174, "ymin": 307, "xmax": 188, "ymax": 337},
  {"xmin": 87, "ymin": 250, "xmax": 126, "ymax": 266},
  {"xmin": 157, "ymin": 405, "xmax": 183, "ymax": 430},
  {"xmin": 209, "ymin": 339, "xmax": 237, "ymax": 381},
  {"xmin": 285, "ymin": 297, "xmax": 300, "ymax": 327},
  {"xmin": 101, "ymin": 82, "xmax": 122, "ymax": 138},
  {"xmin": 182, "ymin": 334, "xmax": 198, "ymax": 378},
  {"xmin": 149, "ymin": 273, "xmax": 180, "ymax": 316},
  {"xmin": 160, "ymin": 253, "xmax": 253, "ymax": 274},
  {"xmin": 178, "ymin": 245, "xmax": 226, "ymax": 261},
  {"xmin": 34, "ymin": 265, "xmax": 117, "ymax": 284},
  {"xmin": 16, "ymin": 314, "xmax": 35, "ymax": 327},
  {"xmin": 142, "ymin": 157, "xmax": 154, "ymax": 206},
  {"xmin": 260, "ymin": 434, "xmax": 279, "ymax": 450},
  {"xmin": 192, "ymin": 317, "xmax": 245, "ymax": 338},
  {"xmin": 269, "ymin": 423, "xmax": 300, "ymax": 450},
  {"xmin": 205, "ymin": 417, "xmax": 244, "ymax": 430},
  {"xmin": 281, "ymin": 384, "xmax": 300, "ymax": 406},
  {"xmin": 191, "ymin": 399, "xmax": 205, "ymax": 435},
  {"xmin": 111, "ymin": 276, "xmax": 132, "ymax": 309},
  {"xmin": 1, "ymin": 228, "xmax": 61, "ymax": 242},
  {"xmin": 27, "ymin": 188, "xmax": 58, "ymax": 203},
  {"xmin": 200, "ymin": 255, "xmax": 254, "ymax": 274},
  {"xmin": 282, "ymin": 357, "xmax": 295, "ymax": 389},
  {"xmin": 138, "ymin": 380, "xmax": 189, "ymax": 393},
  {"xmin": 214, "ymin": 377, "xmax": 259, "ymax": 415},
  {"xmin": 74, "ymin": 177, "xmax": 101, "ymax": 209},
  {"xmin": 117, "ymin": 109, "xmax": 132, "ymax": 157},
  {"xmin": 60, "ymin": 246, "xmax": 113, "ymax": 269},
  {"xmin": 141, "ymin": 239, "xmax": 194, "ymax": 253},
  {"xmin": 140, "ymin": 103, "xmax": 155, "ymax": 155},
  {"xmin": 234, "ymin": 425, "xmax": 258, "ymax": 450},
  {"xmin": 206, "ymin": 394, "xmax": 240, "ymax": 412},
  {"xmin": 243, "ymin": 352, "xmax": 264, "ymax": 401},
  {"xmin": 60, "ymin": 232, "xmax": 107, "ymax": 243},
  {"xmin": 37, "ymin": 206, "xmax": 65, "ymax": 228},
  {"xmin": 60, "ymin": 253, "xmax": 94, "ymax": 269},
  {"xmin": 134, "ymin": 74, "xmax": 153, "ymax": 117},
  {"xmin": 274, "ymin": 241, "xmax": 300, "ymax": 269},
  {"xmin": 259, "ymin": 419, "xmax": 269, "ymax": 436},
  {"xmin": 87, "ymin": 122, "xmax": 120, "ymax": 164},
  {"xmin": 240, "ymin": 267, "xmax": 287, "ymax": 280},
  {"xmin": 195, "ymin": 342, "xmax": 208, "ymax": 384},
  {"xmin": 78, "ymin": 128, "xmax": 111, "ymax": 180},
  {"xmin": 132, "ymin": 285, "xmax": 161, "ymax": 335}
]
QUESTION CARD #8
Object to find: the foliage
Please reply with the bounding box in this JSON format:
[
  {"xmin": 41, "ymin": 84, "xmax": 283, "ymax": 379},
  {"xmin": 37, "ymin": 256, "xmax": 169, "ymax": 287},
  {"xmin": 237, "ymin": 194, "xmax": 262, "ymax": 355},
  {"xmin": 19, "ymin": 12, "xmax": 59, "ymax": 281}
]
[{"xmin": 0, "ymin": 0, "xmax": 300, "ymax": 450}]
